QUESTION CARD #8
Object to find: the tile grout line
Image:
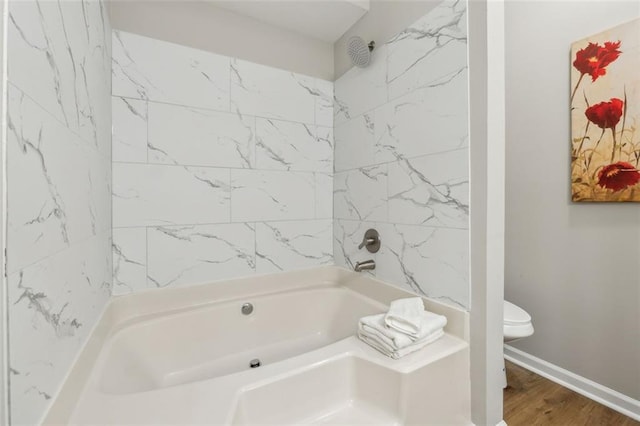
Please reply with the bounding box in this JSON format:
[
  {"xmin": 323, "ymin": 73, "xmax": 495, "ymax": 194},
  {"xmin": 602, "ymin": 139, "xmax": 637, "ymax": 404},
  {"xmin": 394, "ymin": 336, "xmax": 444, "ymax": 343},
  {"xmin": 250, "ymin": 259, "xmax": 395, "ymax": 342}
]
[
  {"xmin": 113, "ymin": 94, "xmax": 329, "ymax": 128},
  {"xmin": 333, "ymin": 145, "xmax": 470, "ymax": 175},
  {"xmin": 333, "ymin": 64, "xmax": 469, "ymax": 128},
  {"xmin": 9, "ymin": 82, "xmax": 110, "ymax": 160},
  {"xmin": 112, "ymin": 160, "xmax": 332, "ymax": 174}
]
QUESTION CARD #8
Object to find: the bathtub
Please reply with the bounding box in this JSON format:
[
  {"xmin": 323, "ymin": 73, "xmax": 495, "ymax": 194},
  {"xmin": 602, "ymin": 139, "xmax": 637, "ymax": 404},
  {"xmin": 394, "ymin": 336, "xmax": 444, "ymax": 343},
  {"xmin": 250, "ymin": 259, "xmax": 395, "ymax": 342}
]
[{"xmin": 45, "ymin": 266, "xmax": 471, "ymax": 425}]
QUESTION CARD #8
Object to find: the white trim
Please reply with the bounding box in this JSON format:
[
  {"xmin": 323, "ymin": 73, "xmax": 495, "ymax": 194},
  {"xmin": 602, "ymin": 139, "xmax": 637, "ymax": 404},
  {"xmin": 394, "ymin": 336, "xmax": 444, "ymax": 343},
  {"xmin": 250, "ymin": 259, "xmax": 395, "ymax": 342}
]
[
  {"xmin": 496, "ymin": 421, "xmax": 507, "ymax": 426},
  {"xmin": 468, "ymin": 0, "xmax": 506, "ymax": 424},
  {"xmin": 504, "ymin": 345, "xmax": 640, "ymax": 422}
]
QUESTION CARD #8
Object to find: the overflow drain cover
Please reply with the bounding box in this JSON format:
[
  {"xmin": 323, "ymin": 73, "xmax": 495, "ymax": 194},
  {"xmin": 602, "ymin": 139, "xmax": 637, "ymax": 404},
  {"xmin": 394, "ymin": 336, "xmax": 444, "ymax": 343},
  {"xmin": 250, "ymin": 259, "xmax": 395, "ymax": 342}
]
[{"xmin": 250, "ymin": 359, "xmax": 261, "ymax": 368}]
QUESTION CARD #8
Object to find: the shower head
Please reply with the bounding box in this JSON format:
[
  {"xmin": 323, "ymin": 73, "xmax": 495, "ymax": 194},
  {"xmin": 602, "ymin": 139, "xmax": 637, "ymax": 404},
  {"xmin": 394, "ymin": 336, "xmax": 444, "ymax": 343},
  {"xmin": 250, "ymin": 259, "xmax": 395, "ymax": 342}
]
[{"xmin": 347, "ymin": 36, "xmax": 375, "ymax": 68}]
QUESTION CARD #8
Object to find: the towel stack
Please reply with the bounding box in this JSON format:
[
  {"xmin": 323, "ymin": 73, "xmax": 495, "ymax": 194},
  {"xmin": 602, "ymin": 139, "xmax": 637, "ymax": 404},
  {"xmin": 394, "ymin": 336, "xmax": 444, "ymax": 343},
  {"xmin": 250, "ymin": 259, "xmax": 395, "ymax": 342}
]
[{"xmin": 357, "ymin": 297, "xmax": 447, "ymax": 359}]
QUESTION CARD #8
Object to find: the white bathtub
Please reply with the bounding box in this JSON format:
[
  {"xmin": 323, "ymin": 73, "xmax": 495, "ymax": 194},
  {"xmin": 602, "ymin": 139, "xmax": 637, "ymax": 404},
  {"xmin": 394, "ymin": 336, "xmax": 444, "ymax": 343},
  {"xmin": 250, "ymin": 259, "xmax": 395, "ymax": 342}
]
[{"xmin": 45, "ymin": 266, "xmax": 471, "ymax": 425}]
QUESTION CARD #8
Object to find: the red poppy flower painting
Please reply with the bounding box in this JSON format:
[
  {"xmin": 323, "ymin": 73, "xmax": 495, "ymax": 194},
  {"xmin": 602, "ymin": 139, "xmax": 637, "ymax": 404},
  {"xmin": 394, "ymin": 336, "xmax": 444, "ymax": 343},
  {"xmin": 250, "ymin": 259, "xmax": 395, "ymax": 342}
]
[
  {"xmin": 584, "ymin": 98, "xmax": 623, "ymax": 130},
  {"xmin": 573, "ymin": 41, "xmax": 621, "ymax": 81},
  {"xmin": 571, "ymin": 19, "xmax": 640, "ymax": 202},
  {"xmin": 597, "ymin": 162, "xmax": 640, "ymax": 192}
]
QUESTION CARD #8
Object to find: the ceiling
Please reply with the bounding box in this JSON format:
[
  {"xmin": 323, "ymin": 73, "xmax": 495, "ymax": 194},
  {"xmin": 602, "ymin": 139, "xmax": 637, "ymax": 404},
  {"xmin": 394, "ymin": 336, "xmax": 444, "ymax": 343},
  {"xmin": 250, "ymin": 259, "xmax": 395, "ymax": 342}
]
[{"xmin": 211, "ymin": 0, "xmax": 370, "ymax": 43}]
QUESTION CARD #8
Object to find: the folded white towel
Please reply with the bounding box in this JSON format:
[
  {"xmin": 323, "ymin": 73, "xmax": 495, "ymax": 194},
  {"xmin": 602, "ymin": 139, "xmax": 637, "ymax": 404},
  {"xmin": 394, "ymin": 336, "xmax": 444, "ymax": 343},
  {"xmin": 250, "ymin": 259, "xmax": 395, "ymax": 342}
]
[
  {"xmin": 358, "ymin": 311, "xmax": 448, "ymax": 347},
  {"xmin": 384, "ymin": 297, "xmax": 425, "ymax": 336},
  {"xmin": 359, "ymin": 313, "xmax": 415, "ymax": 349},
  {"xmin": 358, "ymin": 328, "xmax": 444, "ymax": 359}
]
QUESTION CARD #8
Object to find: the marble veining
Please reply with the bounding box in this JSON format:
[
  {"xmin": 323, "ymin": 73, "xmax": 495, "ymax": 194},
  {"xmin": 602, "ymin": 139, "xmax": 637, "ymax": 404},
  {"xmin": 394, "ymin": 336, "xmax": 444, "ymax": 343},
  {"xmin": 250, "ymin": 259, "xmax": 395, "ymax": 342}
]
[
  {"xmin": 388, "ymin": 149, "xmax": 469, "ymax": 229},
  {"xmin": 255, "ymin": 118, "xmax": 332, "ymax": 172},
  {"xmin": 112, "ymin": 228, "xmax": 146, "ymax": 294},
  {"xmin": 112, "ymin": 97, "xmax": 147, "ymax": 163},
  {"xmin": 375, "ymin": 69, "xmax": 469, "ymax": 162},
  {"xmin": 256, "ymin": 220, "xmax": 332, "ymax": 273},
  {"xmin": 8, "ymin": 0, "xmax": 111, "ymax": 157},
  {"xmin": 148, "ymin": 102, "xmax": 255, "ymax": 169},
  {"xmin": 112, "ymin": 30, "xmax": 335, "ymax": 295},
  {"xmin": 7, "ymin": 2, "xmax": 113, "ymax": 422},
  {"xmin": 112, "ymin": 163, "xmax": 231, "ymax": 227},
  {"xmin": 333, "ymin": 1, "xmax": 469, "ymax": 309},
  {"xmin": 231, "ymin": 170, "xmax": 316, "ymax": 222},
  {"xmin": 376, "ymin": 224, "xmax": 469, "ymax": 308},
  {"xmin": 333, "ymin": 219, "xmax": 378, "ymax": 274},
  {"xmin": 386, "ymin": 0, "xmax": 468, "ymax": 100},
  {"xmin": 112, "ymin": 30, "xmax": 230, "ymax": 111},
  {"xmin": 147, "ymin": 224, "xmax": 255, "ymax": 288},
  {"xmin": 334, "ymin": 165, "xmax": 388, "ymax": 222},
  {"xmin": 9, "ymin": 233, "xmax": 112, "ymax": 425},
  {"xmin": 333, "ymin": 44, "xmax": 388, "ymax": 127},
  {"xmin": 231, "ymin": 58, "xmax": 319, "ymax": 125}
]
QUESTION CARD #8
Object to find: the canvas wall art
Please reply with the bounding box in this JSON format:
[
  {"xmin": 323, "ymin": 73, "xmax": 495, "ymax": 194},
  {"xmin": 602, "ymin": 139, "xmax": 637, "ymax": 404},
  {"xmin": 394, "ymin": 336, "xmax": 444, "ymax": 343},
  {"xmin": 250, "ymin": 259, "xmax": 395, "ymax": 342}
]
[{"xmin": 571, "ymin": 18, "xmax": 640, "ymax": 202}]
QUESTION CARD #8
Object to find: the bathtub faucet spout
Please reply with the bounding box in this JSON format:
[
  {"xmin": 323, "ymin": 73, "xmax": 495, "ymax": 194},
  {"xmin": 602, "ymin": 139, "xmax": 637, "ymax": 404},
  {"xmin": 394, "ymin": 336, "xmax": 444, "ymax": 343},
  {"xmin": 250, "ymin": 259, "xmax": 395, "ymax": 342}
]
[{"xmin": 354, "ymin": 259, "xmax": 375, "ymax": 272}]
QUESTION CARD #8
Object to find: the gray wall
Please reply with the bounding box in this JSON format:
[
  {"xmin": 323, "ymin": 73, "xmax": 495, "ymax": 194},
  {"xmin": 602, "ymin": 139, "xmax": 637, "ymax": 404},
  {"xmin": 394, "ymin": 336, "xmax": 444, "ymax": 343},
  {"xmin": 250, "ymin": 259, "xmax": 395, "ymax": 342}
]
[
  {"xmin": 334, "ymin": 0, "xmax": 440, "ymax": 78},
  {"xmin": 505, "ymin": 0, "xmax": 640, "ymax": 400},
  {"xmin": 109, "ymin": 1, "xmax": 334, "ymax": 80}
]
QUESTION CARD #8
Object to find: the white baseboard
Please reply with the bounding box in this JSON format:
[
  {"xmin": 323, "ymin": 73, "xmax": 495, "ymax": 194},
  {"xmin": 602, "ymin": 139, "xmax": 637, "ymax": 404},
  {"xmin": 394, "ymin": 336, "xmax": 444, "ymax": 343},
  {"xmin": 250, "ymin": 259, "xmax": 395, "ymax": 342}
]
[
  {"xmin": 496, "ymin": 421, "xmax": 507, "ymax": 426},
  {"xmin": 504, "ymin": 345, "xmax": 640, "ymax": 421}
]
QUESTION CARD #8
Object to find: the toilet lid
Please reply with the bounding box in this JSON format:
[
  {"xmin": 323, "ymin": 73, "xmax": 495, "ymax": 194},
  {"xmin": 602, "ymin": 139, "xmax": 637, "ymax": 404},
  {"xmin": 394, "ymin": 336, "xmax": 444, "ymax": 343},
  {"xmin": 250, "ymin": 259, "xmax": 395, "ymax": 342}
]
[{"xmin": 504, "ymin": 301, "xmax": 531, "ymax": 326}]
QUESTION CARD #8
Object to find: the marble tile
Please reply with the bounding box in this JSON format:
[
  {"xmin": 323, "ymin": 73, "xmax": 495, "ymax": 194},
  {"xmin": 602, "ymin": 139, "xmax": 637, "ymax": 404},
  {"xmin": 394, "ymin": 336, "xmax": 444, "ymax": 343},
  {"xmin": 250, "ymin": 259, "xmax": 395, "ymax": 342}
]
[
  {"xmin": 112, "ymin": 97, "xmax": 147, "ymax": 163},
  {"xmin": 255, "ymin": 220, "xmax": 332, "ymax": 273},
  {"xmin": 87, "ymin": 145, "xmax": 112, "ymax": 236},
  {"xmin": 334, "ymin": 113, "xmax": 376, "ymax": 172},
  {"xmin": 387, "ymin": 149, "xmax": 469, "ymax": 228},
  {"xmin": 334, "ymin": 165, "xmax": 388, "ymax": 222},
  {"xmin": 148, "ymin": 102, "xmax": 255, "ymax": 168},
  {"xmin": 7, "ymin": 2, "xmax": 112, "ymax": 424},
  {"xmin": 7, "ymin": 86, "xmax": 102, "ymax": 274},
  {"xmin": 231, "ymin": 170, "xmax": 315, "ymax": 222},
  {"xmin": 375, "ymin": 69, "xmax": 468, "ymax": 163},
  {"xmin": 112, "ymin": 228, "xmax": 147, "ymax": 295},
  {"xmin": 8, "ymin": 0, "xmax": 111, "ymax": 156},
  {"xmin": 230, "ymin": 58, "xmax": 317, "ymax": 124},
  {"xmin": 112, "ymin": 163, "xmax": 230, "ymax": 227},
  {"xmin": 147, "ymin": 224, "xmax": 255, "ymax": 288},
  {"xmin": 8, "ymin": 232, "xmax": 111, "ymax": 426},
  {"xmin": 376, "ymin": 223, "xmax": 469, "ymax": 309},
  {"xmin": 315, "ymin": 172, "xmax": 333, "ymax": 219},
  {"xmin": 333, "ymin": 219, "xmax": 378, "ymax": 274},
  {"xmin": 112, "ymin": 30, "xmax": 230, "ymax": 110},
  {"xmin": 255, "ymin": 118, "xmax": 332, "ymax": 172},
  {"xmin": 333, "ymin": 44, "xmax": 387, "ymax": 126},
  {"xmin": 315, "ymin": 78, "xmax": 334, "ymax": 128},
  {"xmin": 386, "ymin": 0, "xmax": 467, "ymax": 100}
]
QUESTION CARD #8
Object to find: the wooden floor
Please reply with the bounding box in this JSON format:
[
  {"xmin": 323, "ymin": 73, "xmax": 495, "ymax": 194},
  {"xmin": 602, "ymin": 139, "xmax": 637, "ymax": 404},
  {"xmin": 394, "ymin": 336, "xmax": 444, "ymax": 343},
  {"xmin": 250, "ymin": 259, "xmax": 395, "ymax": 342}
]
[{"xmin": 504, "ymin": 361, "xmax": 639, "ymax": 426}]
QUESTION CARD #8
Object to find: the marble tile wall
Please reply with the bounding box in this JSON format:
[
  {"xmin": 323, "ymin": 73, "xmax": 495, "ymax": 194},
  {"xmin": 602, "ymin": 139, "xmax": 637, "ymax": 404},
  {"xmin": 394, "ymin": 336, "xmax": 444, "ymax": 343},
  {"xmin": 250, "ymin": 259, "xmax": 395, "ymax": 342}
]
[
  {"xmin": 112, "ymin": 31, "xmax": 333, "ymax": 294},
  {"xmin": 5, "ymin": 1, "xmax": 112, "ymax": 424},
  {"xmin": 333, "ymin": 0, "xmax": 470, "ymax": 309}
]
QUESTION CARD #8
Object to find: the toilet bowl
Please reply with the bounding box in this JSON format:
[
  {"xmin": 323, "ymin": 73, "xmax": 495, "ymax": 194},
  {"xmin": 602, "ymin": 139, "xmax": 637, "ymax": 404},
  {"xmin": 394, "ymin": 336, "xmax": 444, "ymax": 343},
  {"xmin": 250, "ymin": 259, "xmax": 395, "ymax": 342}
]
[
  {"xmin": 502, "ymin": 300, "xmax": 534, "ymax": 387},
  {"xmin": 503, "ymin": 300, "xmax": 534, "ymax": 343}
]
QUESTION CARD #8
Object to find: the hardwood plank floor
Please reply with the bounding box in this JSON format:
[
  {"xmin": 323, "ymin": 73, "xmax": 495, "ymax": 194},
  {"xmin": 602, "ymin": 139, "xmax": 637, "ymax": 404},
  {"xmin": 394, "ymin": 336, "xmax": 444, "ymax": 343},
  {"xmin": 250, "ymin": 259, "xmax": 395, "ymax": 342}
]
[{"xmin": 504, "ymin": 361, "xmax": 639, "ymax": 426}]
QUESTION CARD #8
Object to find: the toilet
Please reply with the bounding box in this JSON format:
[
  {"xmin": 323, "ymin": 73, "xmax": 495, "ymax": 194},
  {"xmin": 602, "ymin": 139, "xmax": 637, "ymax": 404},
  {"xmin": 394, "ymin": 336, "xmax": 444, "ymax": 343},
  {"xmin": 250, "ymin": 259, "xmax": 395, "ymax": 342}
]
[
  {"xmin": 504, "ymin": 300, "xmax": 534, "ymax": 343},
  {"xmin": 502, "ymin": 300, "xmax": 534, "ymax": 387}
]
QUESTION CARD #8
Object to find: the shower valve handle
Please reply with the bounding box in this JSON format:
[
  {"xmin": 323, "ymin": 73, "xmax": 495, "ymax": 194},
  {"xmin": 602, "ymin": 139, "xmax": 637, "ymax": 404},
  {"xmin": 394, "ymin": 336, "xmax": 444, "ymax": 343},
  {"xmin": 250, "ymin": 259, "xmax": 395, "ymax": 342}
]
[{"xmin": 358, "ymin": 229, "xmax": 380, "ymax": 253}]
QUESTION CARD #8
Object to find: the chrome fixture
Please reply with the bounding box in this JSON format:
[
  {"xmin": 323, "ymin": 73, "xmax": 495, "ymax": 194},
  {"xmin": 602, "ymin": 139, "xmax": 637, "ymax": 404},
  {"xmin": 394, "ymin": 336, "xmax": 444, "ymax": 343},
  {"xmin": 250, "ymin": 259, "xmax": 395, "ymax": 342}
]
[
  {"xmin": 347, "ymin": 36, "xmax": 376, "ymax": 68},
  {"xmin": 249, "ymin": 359, "xmax": 261, "ymax": 368},
  {"xmin": 354, "ymin": 259, "xmax": 376, "ymax": 272},
  {"xmin": 358, "ymin": 228, "xmax": 380, "ymax": 253},
  {"xmin": 241, "ymin": 303, "xmax": 254, "ymax": 315}
]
